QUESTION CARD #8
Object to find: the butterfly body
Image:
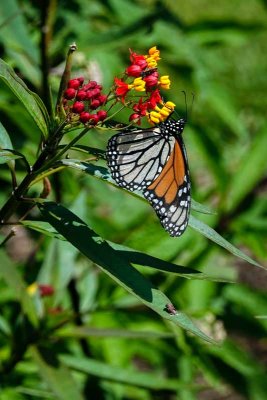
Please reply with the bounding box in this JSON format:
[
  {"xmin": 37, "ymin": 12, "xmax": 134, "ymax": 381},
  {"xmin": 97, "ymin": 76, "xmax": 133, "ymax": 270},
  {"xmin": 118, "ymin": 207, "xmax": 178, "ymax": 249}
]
[{"xmin": 106, "ymin": 118, "xmax": 190, "ymax": 237}]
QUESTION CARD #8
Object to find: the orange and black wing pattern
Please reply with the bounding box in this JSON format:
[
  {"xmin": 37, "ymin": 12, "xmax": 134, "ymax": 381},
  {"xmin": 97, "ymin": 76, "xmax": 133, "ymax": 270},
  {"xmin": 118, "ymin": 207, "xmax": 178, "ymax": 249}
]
[
  {"xmin": 144, "ymin": 135, "xmax": 190, "ymax": 236},
  {"xmin": 106, "ymin": 118, "xmax": 190, "ymax": 237}
]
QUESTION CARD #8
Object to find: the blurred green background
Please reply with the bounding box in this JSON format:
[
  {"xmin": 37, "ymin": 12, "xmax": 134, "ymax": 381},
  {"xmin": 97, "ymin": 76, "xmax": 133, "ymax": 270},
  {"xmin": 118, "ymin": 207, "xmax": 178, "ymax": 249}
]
[{"xmin": 0, "ymin": 0, "xmax": 267, "ymax": 399}]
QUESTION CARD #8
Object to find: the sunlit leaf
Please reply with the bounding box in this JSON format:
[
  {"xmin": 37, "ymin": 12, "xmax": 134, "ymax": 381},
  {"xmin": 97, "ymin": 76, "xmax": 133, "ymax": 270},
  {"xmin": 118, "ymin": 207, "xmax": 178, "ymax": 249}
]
[
  {"xmin": 22, "ymin": 219, "xmax": 229, "ymax": 282},
  {"xmin": 58, "ymin": 159, "xmax": 214, "ymax": 214},
  {"xmin": 61, "ymin": 354, "xmax": 202, "ymax": 391},
  {"xmin": 0, "ymin": 149, "xmax": 22, "ymax": 164},
  {"xmin": 39, "ymin": 201, "xmax": 215, "ymax": 343},
  {"xmin": 0, "ymin": 58, "xmax": 49, "ymax": 137},
  {"xmin": 189, "ymin": 215, "xmax": 264, "ymax": 270},
  {"xmin": 225, "ymin": 124, "xmax": 267, "ymax": 212}
]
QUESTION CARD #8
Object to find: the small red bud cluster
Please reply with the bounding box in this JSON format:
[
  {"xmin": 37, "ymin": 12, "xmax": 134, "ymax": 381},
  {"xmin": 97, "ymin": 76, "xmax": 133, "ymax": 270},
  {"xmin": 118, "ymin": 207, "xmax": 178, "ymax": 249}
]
[
  {"xmin": 38, "ymin": 284, "xmax": 54, "ymax": 297},
  {"xmin": 63, "ymin": 77, "xmax": 107, "ymax": 125}
]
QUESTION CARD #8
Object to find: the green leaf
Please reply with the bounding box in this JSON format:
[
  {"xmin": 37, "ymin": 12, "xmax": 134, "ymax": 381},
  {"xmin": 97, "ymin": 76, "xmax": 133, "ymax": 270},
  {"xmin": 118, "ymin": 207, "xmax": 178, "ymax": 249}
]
[
  {"xmin": 207, "ymin": 339, "xmax": 267, "ymax": 378},
  {"xmin": 60, "ymin": 144, "xmax": 106, "ymax": 159},
  {"xmin": 30, "ymin": 346, "xmax": 84, "ymax": 400},
  {"xmin": 22, "ymin": 219, "xmax": 229, "ymax": 282},
  {"xmin": 38, "ymin": 202, "xmax": 215, "ymax": 343},
  {"xmin": 225, "ymin": 124, "xmax": 267, "ymax": 212},
  {"xmin": 0, "ymin": 388, "xmax": 26, "ymax": 400},
  {"xmin": 189, "ymin": 215, "xmax": 264, "ymax": 270},
  {"xmin": 0, "ymin": 250, "xmax": 38, "ymax": 326},
  {"xmin": 0, "ymin": 120, "xmax": 13, "ymax": 149},
  {"xmin": 0, "ymin": 148, "xmax": 30, "ymax": 170},
  {"xmin": 21, "ymin": 220, "xmax": 65, "ymax": 240},
  {"xmin": 0, "ymin": 58, "xmax": 49, "ymax": 138},
  {"xmin": 60, "ymin": 354, "xmax": 201, "ymax": 391},
  {"xmin": 0, "ymin": 149, "xmax": 22, "ymax": 164},
  {"xmin": 57, "ymin": 326, "xmax": 174, "ymax": 339},
  {"xmin": 59, "ymin": 159, "xmax": 212, "ymax": 214},
  {"xmin": 223, "ymin": 285, "xmax": 267, "ymax": 331},
  {"xmin": 0, "ymin": 0, "xmax": 40, "ymax": 86},
  {"xmin": 59, "ymin": 159, "xmax": 261, "ymax": 269},
  {"xmin": 0, "ymin": 120, "xmax": 15, "ymax": 170}
]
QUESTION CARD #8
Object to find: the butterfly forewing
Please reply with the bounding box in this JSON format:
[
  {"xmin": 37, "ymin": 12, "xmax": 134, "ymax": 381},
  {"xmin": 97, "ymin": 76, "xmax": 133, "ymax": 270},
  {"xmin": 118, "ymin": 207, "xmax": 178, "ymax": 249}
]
[
  {"xmin": 106, "ymin": 119, "xmax": 191, "ymax": 237},
  {"xmin": 107, "ymin": 129, "xmax": 175, "ymax": 191}
]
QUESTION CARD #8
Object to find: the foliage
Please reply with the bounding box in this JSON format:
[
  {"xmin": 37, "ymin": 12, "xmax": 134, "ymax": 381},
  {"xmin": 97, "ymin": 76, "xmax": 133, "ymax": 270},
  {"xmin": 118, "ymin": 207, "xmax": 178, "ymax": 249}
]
[{"xmin": 0, "ymin": 0, "xmax": 267, "ymax": 399}]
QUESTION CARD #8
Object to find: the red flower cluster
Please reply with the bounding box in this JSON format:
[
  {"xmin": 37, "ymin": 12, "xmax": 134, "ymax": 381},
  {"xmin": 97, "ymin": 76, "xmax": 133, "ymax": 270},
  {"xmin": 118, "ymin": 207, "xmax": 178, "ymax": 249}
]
[
  {"xmin": 114, "ymin": 47, "xmax": 173, "ymax": 125},
  {"xmin": 63, "ymin": 78, "xmax": 107, "ymax": 124},
  {"xmin": 39, "ymin": 284, "xmax": 54, "ymax": 297}
]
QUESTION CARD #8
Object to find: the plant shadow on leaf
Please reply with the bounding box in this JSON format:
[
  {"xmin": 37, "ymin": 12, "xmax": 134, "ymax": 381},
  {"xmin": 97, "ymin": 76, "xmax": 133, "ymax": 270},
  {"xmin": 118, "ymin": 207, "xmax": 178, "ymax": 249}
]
[{"xmin": 38, "ymin": 201, "xmax": 216, "ymax": 343}]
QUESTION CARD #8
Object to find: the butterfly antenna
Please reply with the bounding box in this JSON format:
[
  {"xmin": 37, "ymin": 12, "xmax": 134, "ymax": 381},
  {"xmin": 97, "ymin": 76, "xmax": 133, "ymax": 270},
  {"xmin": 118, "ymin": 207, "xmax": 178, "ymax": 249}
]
[
  {"xmin": 181, "ymin": 90, "xmax": 188, "ymax": 122},
  {"xmin": 189, "ymin": 92, "xmax": 195, "ymax": 120}
]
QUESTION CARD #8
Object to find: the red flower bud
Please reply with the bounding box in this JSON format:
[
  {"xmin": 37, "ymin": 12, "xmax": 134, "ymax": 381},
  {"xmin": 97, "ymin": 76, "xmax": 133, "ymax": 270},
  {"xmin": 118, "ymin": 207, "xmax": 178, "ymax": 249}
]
[
  {"xmin": 90, "ymin": 99, "xmax": 100, "ymax": 109},
  {"xmin": 86, "ymin": 88, "xmax": 101, "ymax": 99},
  {"xmin": 90, "ymin": 114, "xmax": 99, "ymax": 124},
  {"xmin": 64, "ymin": 88, "xmax": 76, "ymax": 100},
  {"xmin": 129, "ymin": 113, "xmax": 141, "ymax": 124},
  {"xmin": 143, "ymin": 73, "xmax": 158, "ymax": 90},
  {"xmin": 76, "ymin": 90, "xmax": 87, "ymax": 101},
  {"xmin": 72, "ymin": 101, "xmax": 85, "ymax": 114},
  {"xmin": 135, "ymin": 59, "xmax": 148, "ymax": 69},
  {"xmin": 80, "ymin": 112, "xmax": 92, "ymax": 123},
  {"xmin": 39, "ymin": 284, "xmax": 54, "ymax": 297},
  {"xmin": 83, "ymin": 81, "xmax": 98, "ymax": 91},
  {"xmin": 98, "ymin": 94, "xmax": 107, "ymax": 105},
  {"xmin": 97, "ymin": 110, "xmax": 107, "ymax": 121},
  {"xmin": 68, "ymin": 79, "xmax": 81, "ymax": 90},
  {"xmin": 126, "ymin": 64, "xmax": 142, "ymax": 77}
]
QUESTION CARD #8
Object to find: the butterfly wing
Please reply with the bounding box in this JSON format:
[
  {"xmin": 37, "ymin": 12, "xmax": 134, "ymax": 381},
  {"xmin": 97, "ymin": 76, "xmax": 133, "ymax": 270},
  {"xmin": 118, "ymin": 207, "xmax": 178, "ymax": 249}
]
[
  {"xmin": 106, "ymin": 128, "xmax": 175, "ymax": 191},
  {"xmin": 106, "ymin": 121, "xmax": 190, "ymax": 237},
  {"xmin": 144, "ymin": 136, "xmax": 190, "ymax": 237}
]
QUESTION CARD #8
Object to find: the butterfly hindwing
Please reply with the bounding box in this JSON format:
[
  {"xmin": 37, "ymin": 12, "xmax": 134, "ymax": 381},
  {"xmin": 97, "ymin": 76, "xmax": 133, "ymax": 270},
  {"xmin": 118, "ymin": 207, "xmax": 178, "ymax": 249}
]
[{"xmin": 144, "ymin": 137, "xmax": 190, "ymax": 236}]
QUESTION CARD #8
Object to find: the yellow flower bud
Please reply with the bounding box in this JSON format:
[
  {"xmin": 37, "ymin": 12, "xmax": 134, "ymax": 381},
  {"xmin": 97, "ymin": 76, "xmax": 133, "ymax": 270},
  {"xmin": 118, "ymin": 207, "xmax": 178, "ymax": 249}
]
[
  {"xmin": 27, "ymin": 282, "xmax": 38, "ymax": 296},
  {"xmin": 148, "ymin": 46, "xmax": 161, "ymax": 60},
  {"xmin": 165, "ymin": 101, "xmax": 176, "ymax": 110},
  {"xmin": 159, "ymin": 108, "xmax": 170, "ymax": 117},
  {"xmin": 149, "ymin": 111, "xmax": 161, "ymax": 124},
  {"xmin": 159, "ymin": 75, "xmax": 171, "ymax": 90},
  {"xmin": 133, "ymin": 77, "xmax": 146, "ymax": 91},
  {"xmin": 145, "ymin": 57, "xmax": 157, "ymax": 68}
]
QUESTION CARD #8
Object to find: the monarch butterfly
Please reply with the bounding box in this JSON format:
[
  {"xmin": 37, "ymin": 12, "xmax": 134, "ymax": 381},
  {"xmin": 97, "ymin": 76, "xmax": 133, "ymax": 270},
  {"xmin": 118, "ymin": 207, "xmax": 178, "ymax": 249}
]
[{"xmin": 106, "ymin": 118, "xmax": 190, "ymax": 236}]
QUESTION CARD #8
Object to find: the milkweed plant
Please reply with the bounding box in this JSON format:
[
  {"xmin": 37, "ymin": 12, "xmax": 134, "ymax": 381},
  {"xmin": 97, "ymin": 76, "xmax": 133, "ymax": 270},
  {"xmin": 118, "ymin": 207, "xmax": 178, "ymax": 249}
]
[{"xmin": 0, "ymin": 43, "xmax": 263, "ymax": 346}]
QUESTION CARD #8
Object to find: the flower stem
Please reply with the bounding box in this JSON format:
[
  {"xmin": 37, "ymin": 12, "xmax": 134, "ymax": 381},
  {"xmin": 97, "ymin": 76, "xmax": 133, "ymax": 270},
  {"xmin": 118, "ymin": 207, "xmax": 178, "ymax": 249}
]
[{"xmin": 0, "ymin": 121, "xmax": 67, "ymax": 225}]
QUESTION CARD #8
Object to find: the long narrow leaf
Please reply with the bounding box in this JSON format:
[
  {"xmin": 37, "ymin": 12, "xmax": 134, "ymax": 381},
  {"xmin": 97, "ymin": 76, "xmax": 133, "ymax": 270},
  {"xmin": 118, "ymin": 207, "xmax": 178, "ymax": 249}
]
[
  {"xmin": 22, "ymin": 219, "xmax": 229, "ymax": 282},
  {"xmin": 39, "ymin": 201, "xmax": 215, "ymax": 343},
  {"xmin": 58, "ymin": 159, "xmax": 262, "ymax": 269},
  {"xmin": 189, "ymin": 215, "xmax": 264, "ymax": 270},
  {"xmin": 0, "ymin": 58, "xmax": 49, "ymax": 137},
  {"xmin": 0, "ymin": 120, "xmax": 15, "ymax": 171},
  {"xmin": 61, "ymin": 354, "xmax": 202, "ymax": 391},
  {"xmin": 59, "ymin": 159, "xmax": 215, "ymax": 214},
  {"xmin": 30, "ymin": 346, "xmax": 83, "ymax": 400}
]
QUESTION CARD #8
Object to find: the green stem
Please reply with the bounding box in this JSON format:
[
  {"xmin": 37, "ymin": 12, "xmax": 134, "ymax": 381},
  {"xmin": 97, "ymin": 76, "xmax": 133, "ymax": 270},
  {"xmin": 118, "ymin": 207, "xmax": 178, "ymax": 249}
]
[
  {"xmin": 0, "ymin": 228, "xmax": 16, "ymax": 247},
  {"xmin": 36, "ymin": 127, "xmax": 89, "ymax": 173},
  {"xmin": 40, "ymin": 0, "xmax": 57, "ymax": 117},
  {"xmin": 0, "ymin": 122, "xmax": 67, "ymax": 224}
]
